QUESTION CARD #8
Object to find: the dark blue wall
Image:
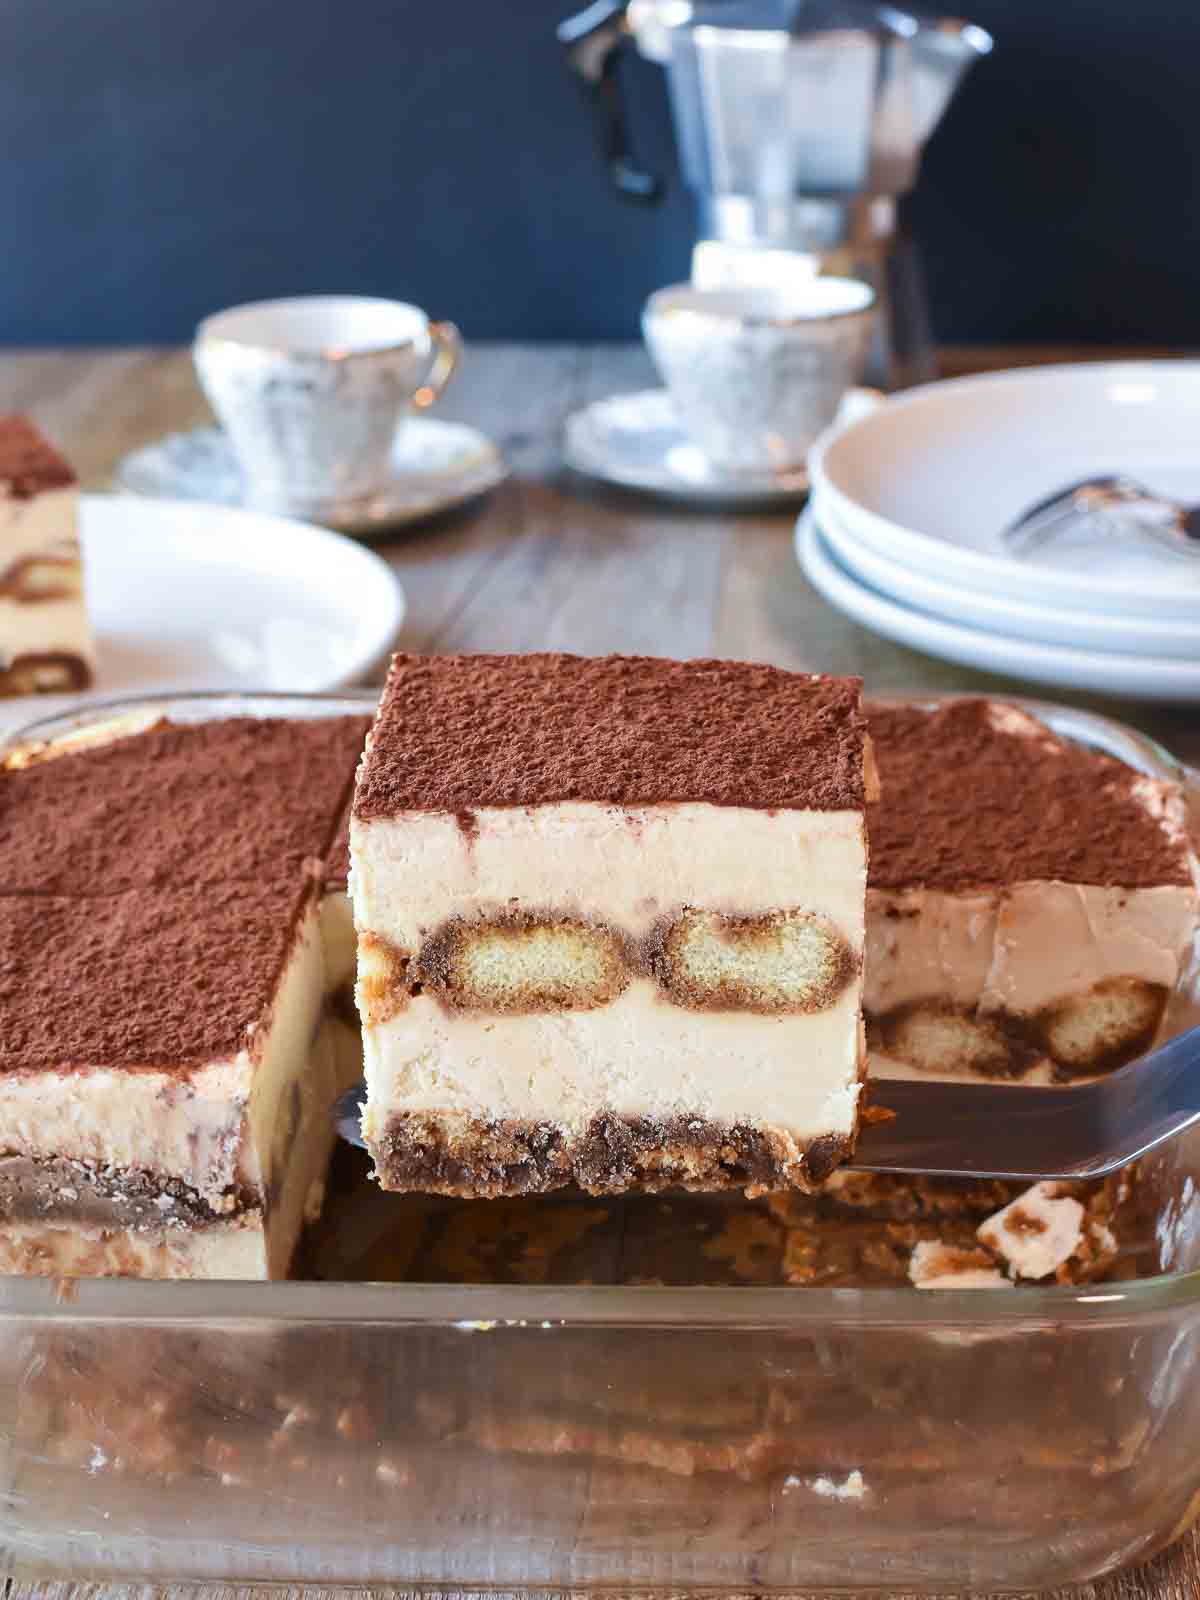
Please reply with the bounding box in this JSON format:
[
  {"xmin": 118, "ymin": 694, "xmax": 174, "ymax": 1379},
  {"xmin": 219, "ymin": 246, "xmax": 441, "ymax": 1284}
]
[{"xmin": 2, "ymin": 1, "xmax": 1194, "ymax": 344}]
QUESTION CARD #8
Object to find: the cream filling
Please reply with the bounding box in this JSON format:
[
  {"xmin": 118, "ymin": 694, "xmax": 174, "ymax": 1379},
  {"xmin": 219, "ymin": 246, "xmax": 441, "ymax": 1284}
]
[
  {"xmin": 0, "ymin": 485, "xmax": 79, "ymax": 565},
  {"xmin": 351, "ymin": 802, "xmax": 867, "ymax": 950},
  {"xmin": 354, "ymin": 801, "xmax": 867, "ymax": 1144},
  {"xmin": 361, "ymin": 977, "xmax": 862, "ymax": 1140},
  {"xmin": 977, "ymin": 1183, "xmax": 1086, "ymax": 1282},
  {"xmin": 319, "ymin": 885, "xmax": 357, "ymax": 995},
  {"xmin": 0, "ymin": 592, "xmax": 93, "ymax": 665}
]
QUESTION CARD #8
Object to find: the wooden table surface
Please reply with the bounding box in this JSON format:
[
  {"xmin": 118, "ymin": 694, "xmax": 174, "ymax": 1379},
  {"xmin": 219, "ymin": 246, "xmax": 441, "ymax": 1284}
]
[{"xmin": 1, "ymin": 341, "xmax": 1198, "ymax": 1600}]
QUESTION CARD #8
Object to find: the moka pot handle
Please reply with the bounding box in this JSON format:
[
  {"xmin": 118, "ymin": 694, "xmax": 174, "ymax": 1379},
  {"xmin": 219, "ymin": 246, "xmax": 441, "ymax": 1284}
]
[{"xmin": 557, "ymin": 0, "xmax": 662, "ymax": 203}]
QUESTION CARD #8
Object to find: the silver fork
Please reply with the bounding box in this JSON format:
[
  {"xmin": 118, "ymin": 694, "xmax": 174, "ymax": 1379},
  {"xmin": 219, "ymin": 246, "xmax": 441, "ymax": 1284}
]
[
  {"xmin": 1005, "ymin": 475, "xmax": 1200, "ymax": 559},
  {"xmin": 333, "ymin": 1024, "xmax": 1200, "ymax": 1183}
]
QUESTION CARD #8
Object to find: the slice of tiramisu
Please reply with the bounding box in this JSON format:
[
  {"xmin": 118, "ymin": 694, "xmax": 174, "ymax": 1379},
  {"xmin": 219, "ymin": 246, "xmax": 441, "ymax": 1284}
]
[
  {"xmin": 0, "ymin": 709, "xmax": 370, "ymax": 1278},
  {"xmin": 351, "ymin": 653, "xmax": 872, "ymax": 1198},
  {"xmin": 865, "ymin": 700, "xmax": 1199, "ymax": 1082},
  {"xmin": 0, "ymin": 415, "xmax": 94, "ymax": 694}
]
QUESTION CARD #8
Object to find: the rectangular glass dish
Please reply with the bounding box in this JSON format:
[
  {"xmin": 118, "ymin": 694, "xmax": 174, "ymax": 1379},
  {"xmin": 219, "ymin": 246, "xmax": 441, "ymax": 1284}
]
[{"xmin": 3, "ymin": 690, "xmax": 1200, "ymax": 1592}]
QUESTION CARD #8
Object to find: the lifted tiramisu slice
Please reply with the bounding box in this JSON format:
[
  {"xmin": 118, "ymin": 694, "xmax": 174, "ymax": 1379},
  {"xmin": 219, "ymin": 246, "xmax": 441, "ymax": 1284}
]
[
  {"xmin": 0, "ymin": 709, "xmax": 371, "ymax": 1278},
  {"xmin": 351, "ymin": 653, "xmax": 872, "ymax": 1197},
  {"xmin": 865, "ymin": 701, "xmax": 1199, "ymax": 1083},
  {"xmin": 0, "ymin": 416, "xmax": 93, "ymax": 694}
]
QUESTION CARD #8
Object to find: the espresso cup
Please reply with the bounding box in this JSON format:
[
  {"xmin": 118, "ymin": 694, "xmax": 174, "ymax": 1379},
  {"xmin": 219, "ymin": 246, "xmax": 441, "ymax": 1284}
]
[
  {"xmin": 642, "ymin": 277, "xmax": 875, "ymax": 476},
  {"xmin": 193, "ymin": 295, "xmax": 461, "ymax": 509}
]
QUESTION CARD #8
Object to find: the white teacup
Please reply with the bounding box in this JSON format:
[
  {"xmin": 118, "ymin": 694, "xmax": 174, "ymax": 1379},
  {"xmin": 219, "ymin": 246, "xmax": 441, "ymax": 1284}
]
[
  {"xmin": 193, "ymin": 295, "xmax": 461, "ymax": 509},
  {"xmin": 642, "ymin": 278, "xmax": 875, "ymax": 476}
]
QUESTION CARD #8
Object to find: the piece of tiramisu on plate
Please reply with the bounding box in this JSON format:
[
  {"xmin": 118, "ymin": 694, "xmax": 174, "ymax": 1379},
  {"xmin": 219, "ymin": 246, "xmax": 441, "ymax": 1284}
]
[
  {"xmin": 0, "ymin": 710, "xmax": 370, "ymax": 1278},
  {"xmin": 351, "ymin": 653, "xmax": 872, "ymax": 1198},
  {"xmin": 865, "ymin": 700, "xmax": 1199, "ymax": 1082},
  {"xmin": 0, "ymin": 415, "xmax": 94, "ymax": 694}
]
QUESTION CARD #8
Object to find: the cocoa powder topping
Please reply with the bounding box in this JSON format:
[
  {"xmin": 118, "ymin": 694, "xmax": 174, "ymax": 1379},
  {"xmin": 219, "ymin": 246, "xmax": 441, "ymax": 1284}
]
[
  {"xmin": 0, "ymin": 416, "xmax": 76, "ymax": 498},
  {"xmin": 868, "ymin": 700, "xmax": 1193, "ymax": 889},
  {"xmin": 0, "ymin": 714, "xmax": 370, "ymax": 895},
  {"xmin": 354, "ymin": 654, "xmax": 866, "ymax": 817},
  {"xmin": 0, "ymin": 881, "xmax": 306, "ymax": 1072}
]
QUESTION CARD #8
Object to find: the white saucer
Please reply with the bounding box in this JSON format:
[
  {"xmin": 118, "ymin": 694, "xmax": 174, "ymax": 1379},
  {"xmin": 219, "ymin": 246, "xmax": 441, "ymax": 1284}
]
[
  {"xmin": 115, "ymin": 418, "xmax": 509, "ymax": 537},
  {"xmin": 795, "ymin": 507, "xmax": 1200, "ymax": 704},
  {"xmin": 814, "ymin": 491, "xmax": 1200, "ymax": 660},
  {"xmin": 564, "ymin": 387, "xmax": 877, "ymax": 508},
  {"xmin": 0, "ymin": 495, "xmax": 404, "ymax": 733}
]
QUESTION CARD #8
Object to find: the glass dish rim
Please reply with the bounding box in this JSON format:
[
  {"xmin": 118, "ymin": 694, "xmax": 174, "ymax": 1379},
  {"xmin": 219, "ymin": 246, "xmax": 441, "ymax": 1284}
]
[{"xmin": 2, "ymin": 684, "xmax": 1198, "ymax": 1330}]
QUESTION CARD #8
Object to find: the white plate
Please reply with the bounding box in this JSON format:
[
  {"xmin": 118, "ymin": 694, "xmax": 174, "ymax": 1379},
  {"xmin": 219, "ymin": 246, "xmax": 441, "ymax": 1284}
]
[
  {"xmin": 564, "ymin": 387, "xmax": 878, "ymax": 508},
  {"xmin": 795, "ymin": 508, "xmax": 1200, "ymax": 703},
  {"xmin": 44, "ymin": 495, "xmax": 403, "ymax": 716},
  {"xmin": 115, "ymin": 419, "xmax": 508, "ymax": 537},
  {"xmin": 809, "ymin": 362, "xmax": 1200, "ymax": 617},
  {"xmin": 814, "ymin": 490, "xmax": 1200, "ymax": 659}
]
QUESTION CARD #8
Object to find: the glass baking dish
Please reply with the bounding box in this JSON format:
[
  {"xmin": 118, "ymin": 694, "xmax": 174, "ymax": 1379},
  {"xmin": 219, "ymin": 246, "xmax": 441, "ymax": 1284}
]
[{"xmin": 3, "ymin": 690, "xmax": 1200, "ymax": 1592}]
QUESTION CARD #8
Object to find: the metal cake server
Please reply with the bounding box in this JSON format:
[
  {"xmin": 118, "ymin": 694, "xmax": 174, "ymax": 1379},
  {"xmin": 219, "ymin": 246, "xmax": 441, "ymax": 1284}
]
[
  {"xmin": 1005, "ymin": 474, "xmax": 1200, "ymax": 559},
  {"xmin": 333, "ymin": 1023, "xmax": 1200, "ymax": 1184}
]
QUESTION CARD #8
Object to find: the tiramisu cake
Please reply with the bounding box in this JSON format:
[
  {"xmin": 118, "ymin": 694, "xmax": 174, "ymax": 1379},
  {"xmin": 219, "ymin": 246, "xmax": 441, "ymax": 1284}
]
[
  {"xmin": 351, "ymin": 653, "xmax": 873, "ymax": 1197},
  {"xmin": 0, "ymin": 710, "xmax": 370, "ymax": 1278},
  {"xmin": 864, "ymin": 700, "xmax": 1199, "ymax": 1083},
  {"xmin": 0, "ymin": 415, "xmax": 94, "ymax": 694}
]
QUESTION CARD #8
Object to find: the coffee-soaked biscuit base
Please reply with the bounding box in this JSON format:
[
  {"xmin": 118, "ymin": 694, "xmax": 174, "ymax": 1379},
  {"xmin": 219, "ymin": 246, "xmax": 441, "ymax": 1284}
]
[{"xmin": 371, "ymin": 1109, "xmax": 852, "ymax": 1199}]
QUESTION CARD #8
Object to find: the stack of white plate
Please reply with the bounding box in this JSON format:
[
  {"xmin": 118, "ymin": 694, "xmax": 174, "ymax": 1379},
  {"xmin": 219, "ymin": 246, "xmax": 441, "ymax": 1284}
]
[{"xmin": 798, "ymin": 363, "xmax": 1200, "ymax": 702}]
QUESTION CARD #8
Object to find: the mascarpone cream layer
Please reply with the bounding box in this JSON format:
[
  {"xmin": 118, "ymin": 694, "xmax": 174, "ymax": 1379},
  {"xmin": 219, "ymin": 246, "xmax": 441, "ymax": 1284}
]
[
  {"xmin": 0, "ymin": 592, "xmax": 94, "ymax": 665},
  {"xmin": 361, "ymin": 976, "xmax": 863, "ymax": 1139},
  {"xmin": 0, "ymin": 485, "xmax": 78, "ymax": 564},
  {"xmin": 865, "ymin": 882, "xmax": 1199, "ymax": 1021},
  {"xmin": 352, "ymin": 801, "xmax": 867, "ymax": 949}
]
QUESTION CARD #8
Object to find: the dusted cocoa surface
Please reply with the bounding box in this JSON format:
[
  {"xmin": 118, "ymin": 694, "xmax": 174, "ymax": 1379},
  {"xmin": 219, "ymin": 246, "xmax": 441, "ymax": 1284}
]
[
  {"xmin": 0, "ymin": 881, "xmax": 305, "ymax": 1072},
  {"xmin": 0, "ymin": 713, "xmax": 370, "ymax": 895},
  {"xmin": 867, "ymin": 699, "xmax": 1193, "ymax": 890},
  {"xmin": 0, "ymin": 414, "xmax": 76, "ymax": 497},
  {"xmin": 354, "ymin": 653, "xmax": 867, "ymax": 818}
]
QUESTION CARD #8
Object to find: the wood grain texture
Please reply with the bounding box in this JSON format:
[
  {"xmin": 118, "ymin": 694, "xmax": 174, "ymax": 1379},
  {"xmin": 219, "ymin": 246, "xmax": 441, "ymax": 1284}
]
[{"xmin": 0, "ymin": 342, "xmax": 1197, "ymax": 1599}]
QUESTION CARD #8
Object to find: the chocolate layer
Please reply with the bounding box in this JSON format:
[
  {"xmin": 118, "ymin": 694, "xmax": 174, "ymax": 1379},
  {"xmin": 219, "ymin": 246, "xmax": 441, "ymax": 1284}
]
[
  {"xmin": 354, "ymin": 654, "xmax": 866, "ymax": 818},
  {"xmin": 0, "ymin": 713, "xmax": 370, "ymax": 895},
  {"xmin": 0, "ymin": 881, "xmax": 305, "ymax": 1073},
  {"xmin": 867, "ymin": 700, "xmax": 1193, "ymax": 890},
  {"xmin": 0, "ymin": 1152, "xmax": 257, "ymax": 1230},
  {"xmin": 371, "ymin": 1110, "xmax": 850, "ymax": 1198},
  {"xmin": 0, "ymin": 415, "xmax": 76, "ymax": 498}
]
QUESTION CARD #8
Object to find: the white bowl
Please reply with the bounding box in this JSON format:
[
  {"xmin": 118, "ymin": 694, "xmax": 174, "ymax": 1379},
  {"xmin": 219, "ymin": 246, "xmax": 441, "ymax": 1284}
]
[{"xmin": 808, "ymin": 362, "xmax": 1200, "ymax": 618}]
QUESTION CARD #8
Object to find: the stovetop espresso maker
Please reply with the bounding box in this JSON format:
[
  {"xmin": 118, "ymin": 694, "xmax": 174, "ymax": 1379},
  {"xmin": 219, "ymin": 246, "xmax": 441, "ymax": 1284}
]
[{"xmin": 559, "ymin": 0, "xmax": 992, "ymax": 388}]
